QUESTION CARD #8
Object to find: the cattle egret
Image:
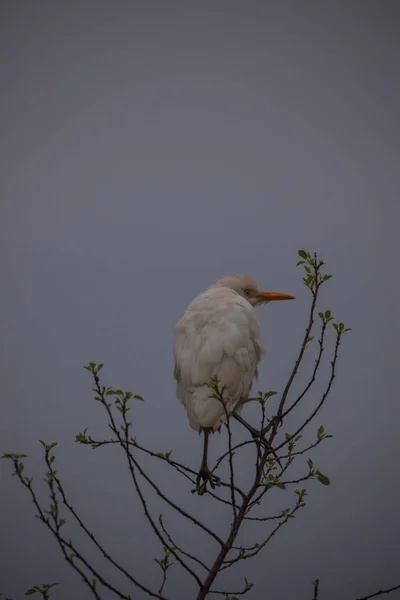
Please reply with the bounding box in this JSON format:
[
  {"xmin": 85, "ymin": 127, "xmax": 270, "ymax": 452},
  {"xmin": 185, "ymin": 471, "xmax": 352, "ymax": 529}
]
[{"xmin": 173, "ymin": 275, "xmax": 295, "ymax": 491}]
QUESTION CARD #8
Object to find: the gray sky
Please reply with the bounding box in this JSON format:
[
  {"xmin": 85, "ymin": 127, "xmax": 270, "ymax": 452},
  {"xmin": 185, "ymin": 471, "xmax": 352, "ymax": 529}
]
[{"xmin": 1, "ymin": 1, "xmax": 399, "ymax": 599}]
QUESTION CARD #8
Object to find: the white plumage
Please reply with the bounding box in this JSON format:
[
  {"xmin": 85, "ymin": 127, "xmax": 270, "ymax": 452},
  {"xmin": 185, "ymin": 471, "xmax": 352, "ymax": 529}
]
[
  {"xmin": 174, "ymin": 279, "xmax": 263, "ymax": 432},
  {"xmin": 173, "ymin": 275, "xmax": 294, "ymax": 433}
]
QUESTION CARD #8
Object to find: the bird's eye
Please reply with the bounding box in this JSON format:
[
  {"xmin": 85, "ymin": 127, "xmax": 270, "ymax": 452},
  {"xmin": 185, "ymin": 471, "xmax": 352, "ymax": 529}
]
[{"xmin": 244, "ymin": 289, "xmax": 251, "ymax": 297}]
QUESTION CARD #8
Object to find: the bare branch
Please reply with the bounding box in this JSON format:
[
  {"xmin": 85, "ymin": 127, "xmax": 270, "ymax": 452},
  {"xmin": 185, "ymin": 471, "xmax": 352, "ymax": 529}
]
[
  {"xmin": 313, "ymin": 578, "xmax": 319, "ymax": 600},
  {"xmin": 356, "ymin": 585, "xmax": 400, "ymax": 600},
  {"xmin": 159, "ymin": 514, "xmax": 210, "ymax": 572},
  {"xmin": 93, "ymin": 376, "xmax": 225, "ymax": 550},
  {"xmin": 273, "ymin": 330, "xmax": 342, "ymax": 453},
  {"xmin": 220, "ymin": 495, "xmax": 305, "ymax": 571},
  {"xmin": 212, "ymin": 440, "xmax": 256, "ymax": 473},
  {"xmin": 52, "ymin": 464, "xmax": 160, "ymax": 596},
  {"xmin": 280, "ymin": 319, "xmax": 327, "ymax": 421},
  {"xmin": 12, "ymin": 460, "xmax": 136, "ymax": 599}
]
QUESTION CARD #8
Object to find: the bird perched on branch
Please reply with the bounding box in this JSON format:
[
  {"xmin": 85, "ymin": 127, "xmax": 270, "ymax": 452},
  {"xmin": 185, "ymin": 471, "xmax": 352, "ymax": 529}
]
[{"xmin": 173, "ymin": 275, "xmax": 295, "ymax": 491}]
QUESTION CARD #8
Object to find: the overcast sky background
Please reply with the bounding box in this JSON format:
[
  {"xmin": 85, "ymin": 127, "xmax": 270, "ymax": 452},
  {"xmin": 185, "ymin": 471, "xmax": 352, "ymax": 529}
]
[{"xmin": 1, "ymin": 2, "xmax": 399, "ymax": 599}]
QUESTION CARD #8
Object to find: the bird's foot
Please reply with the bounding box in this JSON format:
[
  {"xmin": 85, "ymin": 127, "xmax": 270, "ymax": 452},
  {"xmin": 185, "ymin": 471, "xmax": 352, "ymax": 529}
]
[{"xmin": 194, "ymin": 466, "xmax": 221, "ymax": 495}]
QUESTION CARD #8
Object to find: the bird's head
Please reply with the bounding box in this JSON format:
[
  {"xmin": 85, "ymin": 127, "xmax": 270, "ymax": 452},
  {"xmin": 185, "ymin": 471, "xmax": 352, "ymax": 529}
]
[{"xmin": 210, "ymin": 275, "xmax": 295, "ymax": 307}]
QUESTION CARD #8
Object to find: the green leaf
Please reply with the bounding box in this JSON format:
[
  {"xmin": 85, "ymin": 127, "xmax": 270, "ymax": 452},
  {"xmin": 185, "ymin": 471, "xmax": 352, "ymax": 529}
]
[
  {"xmin": 1, "ymin": 453, "xmax": 28, "ymax": 460},
  {"xmin": 275, "ymin": 482, "xmax": 286, "ymax": 490},
  {"xmin": 296, "ymin": 260, "xmax": 305, "ymax": 266},
  {"xmin": 24, "ymin": 590, "xmax": 38, "ymax": 596},
  {"xmin": 298, "ymin": 249, "xmax": 308, "ymax": 259},
  {"xmin": 317, "ymin": 425, "xmax": 325, "ymax": 437},
  {"xmin": 316, "ymin": 470, "xmax": 330, "ymax": 486},
  {"xmin": 303, "ymin": 275, "xmax": 314, "ymax": 287},
  {"xmin": 134, "ymin": 394, "xmax": 144, "ymax": 401},
  {"xmin": 324, "ymin": 310, "xmax": 331, "ymax": 319}
]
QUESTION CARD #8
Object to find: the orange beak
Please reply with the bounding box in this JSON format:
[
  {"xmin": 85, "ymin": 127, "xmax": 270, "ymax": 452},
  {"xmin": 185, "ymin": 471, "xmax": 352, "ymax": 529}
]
[{"xmin": 253, "ymin": 290, "xmax": 296, "ymax": 301}]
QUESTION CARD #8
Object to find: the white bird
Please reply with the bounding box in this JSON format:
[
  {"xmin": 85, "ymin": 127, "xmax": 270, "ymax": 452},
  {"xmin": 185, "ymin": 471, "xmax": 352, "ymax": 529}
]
[{"xmin": 173, "ymin": 275, "xmax": 294, "ymax": 490}]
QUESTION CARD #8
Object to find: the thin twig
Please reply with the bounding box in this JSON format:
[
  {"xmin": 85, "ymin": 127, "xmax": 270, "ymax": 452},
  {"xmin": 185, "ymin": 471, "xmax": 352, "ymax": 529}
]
[
  {"xmin": 14, "ymin": 465, "xmax": 133, "ymax": 599},
  {"xmin": 313, "ymin": 578, "xmax": 319, "ymax": 600},
  {"xmin": 52, "ymin": 468, "xmax": 160, "ymax": 596},
  {"xmin": 158, "ymin": 569, "xmax": 168, "ymax": 597},
  {"xmin": 246, "ymin": 451, "xmax": 294, "ymax": 512},
  {"xmin": 220, "ymin": 497, "xmax": 304, "ymax": 571},
  {"xmin": 276, "ymin": 438, "xmax": 326, "ymax": 460},
  {"xmin": 258, "ymin": 474, "xmax": 311, "ymax": 488},
  {"xmin": 243, "ymin": 513, "xmax": 282, "ymax": 522},
  {"xmin": 274, "ymin": 331, "xmax": 341, "ymax": 453},
  {"xmin": 159, "ymin": 515, "xmax": 210, "ymax": 571},
  {"xmin": 209, "ymin": 587, "xmax": 252, "ymax": 596},
  {"xmin": 356, "ymin": 585, "xmax": 400, "ymax": 600},
  {"xmin": 212, "ymin": 440, "xmax": 256, "ymax": 473},
  {"xmin": 80, "ymin": 437, "xmax": 198, "ymax": 480},
  {"xmin": 106, "ymin": 390, "xmax": 204, "ymax": 589},
  {"xmin": 97, "ymin": 377, "xmax": 225, "ymax": 551},
  {"xmin": 281, "ymin": 320, "xmax": 327, "ymax": 421}
]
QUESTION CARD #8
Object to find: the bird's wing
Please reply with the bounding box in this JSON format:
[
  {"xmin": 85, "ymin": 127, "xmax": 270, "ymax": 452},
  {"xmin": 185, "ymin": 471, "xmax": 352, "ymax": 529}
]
[{"xmin": 173, "ymin": 289, "xmax": 263, "ymax": 430}]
